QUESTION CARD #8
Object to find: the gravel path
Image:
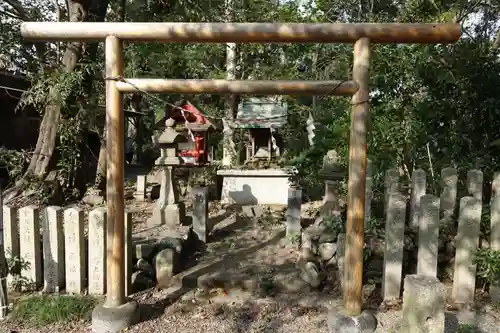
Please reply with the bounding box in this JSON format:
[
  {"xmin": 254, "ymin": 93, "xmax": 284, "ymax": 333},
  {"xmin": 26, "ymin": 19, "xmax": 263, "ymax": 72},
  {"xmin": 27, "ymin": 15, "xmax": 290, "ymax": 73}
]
[
  {"xmin": 375, "ymin": 308, "xmax": 500, "ymax": 333},
  {"xmin": 3, "ymin": 293, "xmax": 500, "ymax": 333}
]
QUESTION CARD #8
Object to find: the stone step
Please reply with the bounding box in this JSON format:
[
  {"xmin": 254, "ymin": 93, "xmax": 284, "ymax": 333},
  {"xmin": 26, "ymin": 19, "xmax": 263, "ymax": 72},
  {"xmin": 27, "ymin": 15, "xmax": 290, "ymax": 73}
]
[{"xmin": 169, "ymin": 263, "xmax": 312, "ymax": 296}]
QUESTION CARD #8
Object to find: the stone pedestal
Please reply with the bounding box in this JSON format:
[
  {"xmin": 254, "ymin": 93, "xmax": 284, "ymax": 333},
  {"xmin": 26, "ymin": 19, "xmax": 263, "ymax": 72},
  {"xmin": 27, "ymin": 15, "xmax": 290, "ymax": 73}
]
[
  {"xmin": 286, "ymin": 186, "xmax": 302, "ymax": 239},
  {"xmin": 316, "ymin": 150, "xmax": 345, "ymax": 224},
  {"xmin": 3, "ymin": 205, "xmax": 19, "ymax": 290},
  {"xmin": 0, "ymin": 194, "xmax": 8, "ymax": 319},
  {"xmin": 452, "ymin": 196, "xmax": 481, "ymax": 304},
  {"xmin": 402, "ymin": 275, "xmax": 446, "ymax": 333},
  {"xmin": 150, "ymin": 202, "xmax": 184, "ymax": 227},
  {"xmin": 88, "ymin": 208, "xmax": 107, "ymax": 295},
  {"xmin": 134, "ymin": 175, "xmax": 146, "ymax": 201},
  {"xmin": 491, "ymin": 173, "xmax": 500, "ymax": 302},
  {"xmin": 440, "ymin": 168, "xmax": 458, "ymax": 218},
  {"xmin": 192, "ymin": 186, "xmax": 208, "ymax": 243},
  {"xmin": 417, "ymin": 195, "xmax": 440, "ymax": 277},
  {"xmin": 327, "ymin": 310, "xmax": 377, "ymax": 333},
  {"xmin": 43, "ymin": 206, "xmax": 65, "ymax": 293},
  {"xmin": 410, "ymin": 169, "xmax": 426, "ymax": 229},
  {"xmin": 91, "ymin": 300, "xmax": 139, "ymax": 333},
  {"xmin": 384, "ymin": 169, "xmax": 399, "ymax": 213},
  {"xmin": 64, "ymin": 207, "xmax": 86, "ymax": 294},
  {"xmin": 19, "ymin": 206, "xmax": 42, "ymax": 290},
  {"xmin": 383, "ymin": 192, "xmax": 406, "ymax": 301},
  {"xmin": 324, "ymin": 180, "xmax": 341, "ymax": 207}
]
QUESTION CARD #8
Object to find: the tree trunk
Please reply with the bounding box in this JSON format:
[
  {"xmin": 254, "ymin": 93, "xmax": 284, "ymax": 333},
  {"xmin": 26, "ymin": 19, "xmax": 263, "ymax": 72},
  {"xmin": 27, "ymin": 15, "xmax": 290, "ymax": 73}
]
[
  {"xmin": 26, "ymin": 0, "xmax": 91, "ymax": 179},
  {"xmin": 222, "ymin": 0, "xmax": 237, "ymax": 166}
]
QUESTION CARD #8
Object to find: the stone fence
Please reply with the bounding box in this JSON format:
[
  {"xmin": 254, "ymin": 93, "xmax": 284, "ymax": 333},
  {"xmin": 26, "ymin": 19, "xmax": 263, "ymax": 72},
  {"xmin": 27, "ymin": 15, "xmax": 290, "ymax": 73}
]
[
  {"xmin": 372, "ymin": 167, "xmax": 500, "ymax": 304},
  {"xmin": 2, "ymin": 166, "xmax": 500, "ymax": 305},
  {"xmin": 1, "ymin": 205, "xmax": 133, "ymax": 296}
]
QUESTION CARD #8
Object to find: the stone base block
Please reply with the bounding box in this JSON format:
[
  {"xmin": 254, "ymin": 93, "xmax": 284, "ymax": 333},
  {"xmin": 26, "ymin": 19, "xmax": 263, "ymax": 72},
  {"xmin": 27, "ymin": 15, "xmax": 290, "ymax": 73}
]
[
  {"xmin": 134, "ymin": 193, "xmax": 145, "ymax": 201},
  {"xmin": 155, "ymin": 227, "xmax": 197, "ymax": 260},
  {"xmin": 155, "ymin": 248, "xmax": 178, "ymax": 288},
  {"xmin": 148, "ymin": 203, "xmax": 184, "ymax": 227},
  {"xmin": 91, "ymin": 300, "xmax": 139, "ymax": 333},
  {"xmin": 327, "ymin": 310, "xmax": 377, "ymax": 333},
  {"xmin": 402, "ymin": 274, "xmax": 446, "ymax": 333},
  {"xmin": 300, "ymin": 261, "xmax": 323, "ymax": 288}
]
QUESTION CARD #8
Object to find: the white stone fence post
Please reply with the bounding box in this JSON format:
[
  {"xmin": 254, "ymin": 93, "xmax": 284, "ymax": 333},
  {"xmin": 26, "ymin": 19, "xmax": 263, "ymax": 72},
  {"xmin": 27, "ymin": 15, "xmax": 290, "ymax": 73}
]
[
  {"xmin": 1, "ymin": 205, "xmax": 133, "ymax": 296},
  {"xmin": 376, "ymin": 167, "xmax": 498, "ymax": 307}
]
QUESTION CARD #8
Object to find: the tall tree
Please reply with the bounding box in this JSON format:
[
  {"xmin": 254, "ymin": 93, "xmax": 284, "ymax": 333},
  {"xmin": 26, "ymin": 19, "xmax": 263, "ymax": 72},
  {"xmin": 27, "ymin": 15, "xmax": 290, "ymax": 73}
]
[
  {"xmin": 1, "ymin": 0, "xmax": 110, "ymax": 203},
  {"xmin": 222, "ymin": 0, "xmax": 237, "ymax": 166}
]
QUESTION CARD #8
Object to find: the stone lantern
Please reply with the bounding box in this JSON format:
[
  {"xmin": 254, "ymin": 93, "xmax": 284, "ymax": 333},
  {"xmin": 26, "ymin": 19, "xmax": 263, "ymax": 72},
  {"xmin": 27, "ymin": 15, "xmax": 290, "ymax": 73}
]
[
  {"xmin": 148, "ymin": 118, "xmax": 187, "ymax": 227},
  {"xmin": 318, "ymin": 150, "xmax": 345, "ymax": 216}
]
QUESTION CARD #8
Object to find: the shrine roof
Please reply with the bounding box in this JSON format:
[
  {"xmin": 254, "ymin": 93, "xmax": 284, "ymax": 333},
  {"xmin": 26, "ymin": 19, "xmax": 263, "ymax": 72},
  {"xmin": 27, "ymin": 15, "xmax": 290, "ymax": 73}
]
[{"xmin": 155, "ymin": 100, "xmax": 216, "ymax": 131}]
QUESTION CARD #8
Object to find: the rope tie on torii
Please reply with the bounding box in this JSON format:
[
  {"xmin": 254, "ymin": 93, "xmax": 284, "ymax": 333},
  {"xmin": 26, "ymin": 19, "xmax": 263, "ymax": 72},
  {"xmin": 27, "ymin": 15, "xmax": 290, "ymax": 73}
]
[{"xmin": 104, "ymin": 75, "xmax": 370, "ymax": 148}]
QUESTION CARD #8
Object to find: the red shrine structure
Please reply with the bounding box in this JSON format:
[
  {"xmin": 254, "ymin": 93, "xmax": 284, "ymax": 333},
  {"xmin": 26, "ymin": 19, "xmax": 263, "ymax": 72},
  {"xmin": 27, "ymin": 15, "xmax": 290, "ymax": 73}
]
[{"xmin": 155, "ymin": 100, "xmax": 215, "ymax": 166}]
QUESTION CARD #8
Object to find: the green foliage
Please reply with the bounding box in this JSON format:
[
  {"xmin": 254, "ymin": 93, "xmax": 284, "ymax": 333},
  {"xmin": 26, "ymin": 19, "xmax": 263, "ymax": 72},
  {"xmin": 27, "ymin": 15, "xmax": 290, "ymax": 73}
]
[
  {"xmin": 57, "ymin": 115, "xmax": 85, "ymax": 188},
  {"xmin": 287, "ymin": 231, "xmax": 301, "ymax": 244},
  {"xmin": 475, "ymin": 248, "xmax": 500, "ymax": 285},
  {"xmin": 480, "ymin": 204, "xmax": 491, "ymax": 236},
  {"xmin": 363, "ymin": 246, "xmax": 372, "ymax": 262},
  {"xmin": 457, "ymin": 324, "xmax": 478, "ymax": 333},
  {"xmin": 0, "ymin": 148, "xmax": 30, "ymax": 183},
  {"xmin": 257, "ymin": 207, "xmax": 285, "ymax": 227},
  {"xmin": 5, "ymin": 251, "xmax": 31, "ymax": 291},
  {"xmin": 188, "ymin": 164, "xmax": 220, "ymax": 187},
  {"xmin": 20, "ymin": 68, "xmax": 89, "ymax": 111},
  {"xmin": 3, "ymin": 0, "xmax": 500, "ymax": 202},
  {"xmin": 10, "ymin": 295, "xmax": 97, "ymax": 327},
  {"xmin": 322, "ymin": 214, "xmax": 344, "ymax": 235},
  {"xmin": 365, "ymin": 217, "xmax": 385, "ymax": 238}
]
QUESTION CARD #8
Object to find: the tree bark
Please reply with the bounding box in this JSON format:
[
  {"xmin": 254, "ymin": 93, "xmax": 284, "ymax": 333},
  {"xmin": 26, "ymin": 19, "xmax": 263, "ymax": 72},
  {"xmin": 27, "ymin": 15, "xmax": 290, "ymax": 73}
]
[
  {"xmin": 26, "ymin": 0, "xmax": 91, "ymax": 178},
  {"xmin": 222, "ymin": 0, "xmax": 237, "ymax": 166}
]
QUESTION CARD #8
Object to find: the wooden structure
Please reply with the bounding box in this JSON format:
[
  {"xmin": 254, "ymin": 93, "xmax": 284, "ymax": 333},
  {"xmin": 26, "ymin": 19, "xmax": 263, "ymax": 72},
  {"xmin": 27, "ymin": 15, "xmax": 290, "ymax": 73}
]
[
  {"xmin": 155, "ymin": 100, "xmax": 215, "ymax": 166},
  {"xmin": 21, "ymin": 22, "xmax": 461, "ymax": 318},
  {"xmin": 230, "ymin": 96, "xmax": 287, "ymax": 163}
]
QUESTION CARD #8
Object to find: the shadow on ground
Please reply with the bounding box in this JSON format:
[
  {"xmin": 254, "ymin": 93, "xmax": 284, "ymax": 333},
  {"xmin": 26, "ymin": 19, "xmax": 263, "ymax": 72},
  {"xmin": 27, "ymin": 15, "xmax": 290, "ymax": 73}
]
[{"xmin": 135, "ymin": 211, "xmax": 342, "ymax": 324}]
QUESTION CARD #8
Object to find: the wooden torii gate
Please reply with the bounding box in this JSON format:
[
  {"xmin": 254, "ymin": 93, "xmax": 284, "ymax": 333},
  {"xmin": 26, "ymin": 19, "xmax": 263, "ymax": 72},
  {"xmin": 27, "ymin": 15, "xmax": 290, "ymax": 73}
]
[{"xmin": 21, "ymin": 22, "xmax": 461, "ymax": 320}]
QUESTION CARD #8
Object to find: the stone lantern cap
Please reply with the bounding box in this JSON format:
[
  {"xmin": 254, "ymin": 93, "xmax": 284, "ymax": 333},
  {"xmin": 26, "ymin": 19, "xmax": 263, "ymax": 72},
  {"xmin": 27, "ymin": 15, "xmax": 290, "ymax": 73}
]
[
  {"xmin": 158, "ymin": 118, "xmax": 188, "ymax": 145},
  {"xmin": 155, "ymin": 118, "xmax": 187, "ymax": 166},
  {"xmin": 319, "ymin": 149, "xmax": 345, "ymax": 181}
]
